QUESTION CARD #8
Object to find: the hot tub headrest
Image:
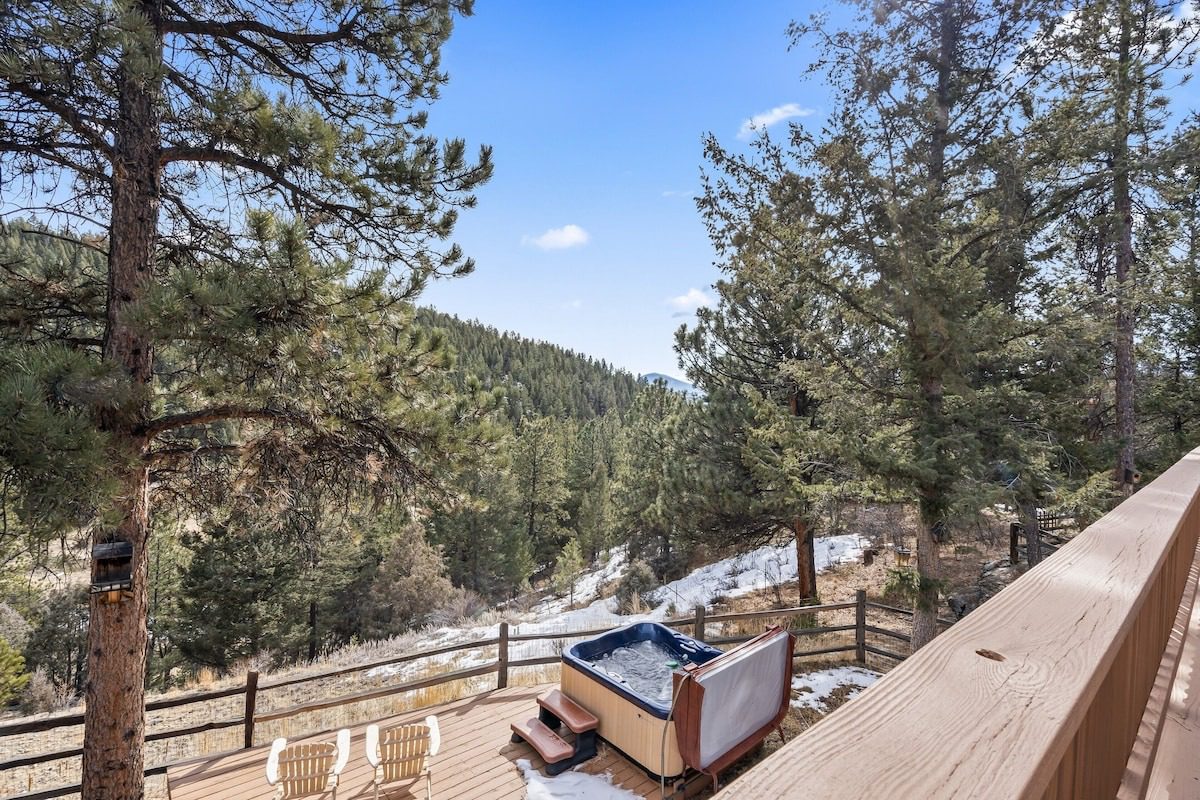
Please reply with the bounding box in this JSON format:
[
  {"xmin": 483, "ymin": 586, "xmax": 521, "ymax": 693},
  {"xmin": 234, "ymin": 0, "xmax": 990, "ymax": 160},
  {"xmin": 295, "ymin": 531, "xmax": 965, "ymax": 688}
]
[{"xmin": 671, "ymin": 626, "xmax": 795, "ymax": 781}]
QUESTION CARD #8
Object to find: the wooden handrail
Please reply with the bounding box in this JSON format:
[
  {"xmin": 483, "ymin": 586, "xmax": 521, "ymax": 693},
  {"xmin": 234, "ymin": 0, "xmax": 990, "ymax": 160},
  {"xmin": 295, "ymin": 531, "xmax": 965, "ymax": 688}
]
[{"xmin": 721, "ymin": 447, "xmax": 1200, "ymax": 799}]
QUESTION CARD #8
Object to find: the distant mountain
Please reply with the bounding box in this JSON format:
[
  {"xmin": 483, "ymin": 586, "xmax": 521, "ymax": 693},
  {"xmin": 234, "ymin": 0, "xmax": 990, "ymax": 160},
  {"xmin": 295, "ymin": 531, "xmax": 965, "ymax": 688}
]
[
  {"xmin": 639, "ymin": 373, "xmax": 703, "ymax": 398},
  {"xmin": 416, "ymin": 308, "xmax": 640, "ymax": 421}
]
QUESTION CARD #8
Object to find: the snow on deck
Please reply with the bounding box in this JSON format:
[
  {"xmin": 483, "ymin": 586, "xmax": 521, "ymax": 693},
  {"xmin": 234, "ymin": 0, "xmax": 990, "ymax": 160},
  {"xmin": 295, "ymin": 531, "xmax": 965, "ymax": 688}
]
[{"xmin": 517, "ymin": 758, "xmax": 643, "ymax": 799}]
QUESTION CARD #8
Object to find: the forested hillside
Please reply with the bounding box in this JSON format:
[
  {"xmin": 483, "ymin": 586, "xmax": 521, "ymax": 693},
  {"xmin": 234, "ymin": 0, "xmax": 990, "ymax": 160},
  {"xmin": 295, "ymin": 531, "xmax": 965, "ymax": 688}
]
[
  {"xmin": 0, "ymin": 222, "xmax": 715, "ymax": 702},
  {"xmin": 414, "ymin": 308, "xmax": 639, "ymax": 422}
]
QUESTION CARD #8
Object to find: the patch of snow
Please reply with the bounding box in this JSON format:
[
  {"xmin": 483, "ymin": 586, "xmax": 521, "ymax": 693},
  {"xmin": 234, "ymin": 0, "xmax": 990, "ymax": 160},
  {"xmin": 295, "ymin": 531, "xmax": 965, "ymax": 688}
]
[
  {"xmin": 365, "ymin": 534, "xmax": 869, "ymax": 682},
  {"xmin": 647, "ymin": 533, "xmax": 869, "ymax": 613},
  {"xmin": 516, "ymin": 759, "xmax": 641, "ymax": 799},
  {"xmin": 532, "ymin": 548, "xmax": 629, "ymax": 616},
  {"xmin": 790, "ymin": 666, "xmax": 881, "ymax": 711}
]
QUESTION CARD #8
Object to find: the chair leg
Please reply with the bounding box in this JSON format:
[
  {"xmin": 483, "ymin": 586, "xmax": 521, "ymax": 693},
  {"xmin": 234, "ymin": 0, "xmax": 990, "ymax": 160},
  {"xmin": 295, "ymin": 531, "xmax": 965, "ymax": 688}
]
[{"xmin": 426, "ymin": 771, "xmax": 432, "ymax": 800}]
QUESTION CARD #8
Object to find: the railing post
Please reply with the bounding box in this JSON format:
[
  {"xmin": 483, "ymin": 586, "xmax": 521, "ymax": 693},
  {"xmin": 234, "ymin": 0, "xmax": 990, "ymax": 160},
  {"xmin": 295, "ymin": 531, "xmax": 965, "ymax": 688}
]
[
  {"xmin": 498, "ymin": 621, "xmax": 509, "ymax": 689},
  {"xmin": 693, "ymin": 605, "xmax": 706, "ymax": 642},
  {"xmin": 855, "ymin": 590, "xmax": 867, "ymax": 663},
  {"xmin": 243, "ymin": 670, "xmax": 259, "ymax": 749},
  {"xmin": 1010, "ymin": 521, "xmax": 1021, "ymax": 565}
]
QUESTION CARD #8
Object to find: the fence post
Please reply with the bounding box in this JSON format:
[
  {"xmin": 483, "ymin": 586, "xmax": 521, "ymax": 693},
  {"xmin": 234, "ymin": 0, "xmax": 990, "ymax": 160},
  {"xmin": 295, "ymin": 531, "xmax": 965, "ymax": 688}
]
[
  {"xmin": 693, "ymin": 605, "xmax": 706, "ymax": 642},
  {"xmin": 498, "ymin": 621, "xmax": 509, "ymax": 689},
  {"xmin": 243, "ymin": 670, "xmax": 259, "ymax": 749},
  {"xmin": 1009, "ymin": 522, "xmax": 1021, "ymax": 565},
  {"xmin": 855, "ymin": 590, "xmax": 867, "ymax": 664}
]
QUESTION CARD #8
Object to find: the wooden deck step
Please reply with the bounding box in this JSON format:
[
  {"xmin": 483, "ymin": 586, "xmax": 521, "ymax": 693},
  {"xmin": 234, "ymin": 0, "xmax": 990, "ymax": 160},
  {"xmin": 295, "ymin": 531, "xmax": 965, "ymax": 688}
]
[
  {"xmin": 510, "ymin": 718, "xmax": 574, "ymax": 764},
  {"xmin": 538, "ymin": 689, "xmax": 598, "ymax": 733}
]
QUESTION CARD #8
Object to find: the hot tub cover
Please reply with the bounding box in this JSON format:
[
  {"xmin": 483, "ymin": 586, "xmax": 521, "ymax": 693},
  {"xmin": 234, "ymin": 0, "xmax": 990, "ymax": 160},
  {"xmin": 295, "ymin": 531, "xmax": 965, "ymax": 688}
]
[{"xmin": 672, "ymin": 626, "xmax": 795, "ymax": 782}]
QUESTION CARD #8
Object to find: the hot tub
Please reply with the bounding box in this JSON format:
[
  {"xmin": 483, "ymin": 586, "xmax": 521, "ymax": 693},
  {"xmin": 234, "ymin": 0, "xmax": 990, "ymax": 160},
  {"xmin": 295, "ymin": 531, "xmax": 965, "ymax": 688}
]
[{"xmin": 560, "ymin": 622, "xmax": 723, "ymax": 777}]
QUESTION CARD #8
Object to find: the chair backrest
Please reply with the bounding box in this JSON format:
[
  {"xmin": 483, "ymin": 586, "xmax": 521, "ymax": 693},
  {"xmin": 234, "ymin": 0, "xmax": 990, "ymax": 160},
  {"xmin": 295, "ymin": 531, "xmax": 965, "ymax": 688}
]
[
  {"xmin": 276, "ymin": 742, "xmax": 337, "ymax": 799},
  {"xmin": 378, "ymin": 723, "xmax": 432, "ymax": 783}
]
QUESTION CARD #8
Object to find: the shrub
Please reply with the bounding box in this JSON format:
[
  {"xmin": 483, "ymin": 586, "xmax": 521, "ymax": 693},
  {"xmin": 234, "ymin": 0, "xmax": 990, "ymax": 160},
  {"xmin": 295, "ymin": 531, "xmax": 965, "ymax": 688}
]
[
  {"xmin": 616, "ymin": 560, "xmax": 657, "ymax": 614},
  {"xmin": 19, "ymin": 667, "xmax": 73, "ymax": 714}
]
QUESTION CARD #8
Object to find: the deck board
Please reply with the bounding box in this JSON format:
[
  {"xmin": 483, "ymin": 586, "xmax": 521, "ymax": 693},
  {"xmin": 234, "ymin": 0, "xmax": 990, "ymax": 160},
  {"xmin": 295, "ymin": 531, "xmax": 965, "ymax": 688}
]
[{"xmin": 166, "ymin": 684, "xmax": 693, "ymax": 799}]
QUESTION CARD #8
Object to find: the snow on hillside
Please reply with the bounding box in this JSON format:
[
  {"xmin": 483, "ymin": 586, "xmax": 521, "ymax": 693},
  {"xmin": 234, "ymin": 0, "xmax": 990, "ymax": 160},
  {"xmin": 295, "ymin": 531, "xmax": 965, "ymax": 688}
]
[{"xmin": 366, "ymin": 533, "xmax": 868, "ymax": 679}]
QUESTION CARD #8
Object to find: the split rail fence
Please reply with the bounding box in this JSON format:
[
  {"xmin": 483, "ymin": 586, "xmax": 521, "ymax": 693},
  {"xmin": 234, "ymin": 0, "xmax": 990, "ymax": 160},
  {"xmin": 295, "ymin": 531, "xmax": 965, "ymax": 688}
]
[{"xmin": 1, "ymin": 589, "xmax": 927, "ymax": 800}]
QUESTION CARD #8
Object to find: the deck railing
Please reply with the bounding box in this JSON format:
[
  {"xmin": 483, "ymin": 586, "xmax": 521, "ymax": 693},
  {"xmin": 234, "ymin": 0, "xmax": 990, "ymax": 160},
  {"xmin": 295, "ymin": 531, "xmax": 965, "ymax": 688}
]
[
  {"xmin": 722, "ymin": 447, "xmax": 1200, "ymax": 800},
  {"xmin": 1, "ymin": 583, "xmax": 918, "ymax": 800}
]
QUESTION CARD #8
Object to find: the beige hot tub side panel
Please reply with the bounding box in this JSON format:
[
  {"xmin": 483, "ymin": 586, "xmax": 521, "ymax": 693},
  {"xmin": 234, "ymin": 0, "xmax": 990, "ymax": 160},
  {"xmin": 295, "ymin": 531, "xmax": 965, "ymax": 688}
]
[{"xmin": 562, "ymin": 664, "xmax": 685, "ymax": 777}]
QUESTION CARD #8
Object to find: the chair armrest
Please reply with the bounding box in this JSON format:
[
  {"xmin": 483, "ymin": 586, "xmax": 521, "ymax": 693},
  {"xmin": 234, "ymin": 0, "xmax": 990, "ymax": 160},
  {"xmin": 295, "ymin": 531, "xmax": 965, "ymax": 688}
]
[
  {"xmin": 333, "ymin": 728, "xmax": 351, "ymax": 775},
  {"xmin": 425, "ymin": 715, "xmax": 441, "ymax": 758},
  {"xmin": 365, "ymin": 724, "xmax": 381, "ymax": 768},
  {"xmin": 266, "ymin": 738, "xmax": 288, "ymax": 785}
]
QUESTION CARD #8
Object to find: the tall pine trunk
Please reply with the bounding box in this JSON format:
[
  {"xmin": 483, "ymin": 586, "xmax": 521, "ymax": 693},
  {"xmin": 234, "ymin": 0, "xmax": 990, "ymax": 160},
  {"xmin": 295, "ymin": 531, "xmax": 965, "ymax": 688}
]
[
  {"xmin": 789, "ymin": 394, "xmax": 817, "ymax": 601},
  {"xmin": 912, "ymin": 376, "xmax": 947, "ymax": 651},
  {"xmin": 1112, "ymin": 0, "xmax": 1137, "ymax": 495},
  {"xmin": 82, "ymin": 3, "xmax": 162, "ymax": 797},
  {"xmin": 794, "ymin": 517, "xmax": 817, "ymax": 600},
  {"xmin": 910, "ymin": 0, "xmax": 957, "ymax": 653},
  {"xmin": 1019, "ymin": 498, "xmax": 1042, "ymax": 566}
]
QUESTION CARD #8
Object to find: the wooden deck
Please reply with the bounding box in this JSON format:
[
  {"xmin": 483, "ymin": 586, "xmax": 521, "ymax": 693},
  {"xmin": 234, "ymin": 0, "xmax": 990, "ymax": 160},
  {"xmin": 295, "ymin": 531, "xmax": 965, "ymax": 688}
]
[{"xmin": 167, "ymin": 683, "xmax": 697, "ymax": 800}]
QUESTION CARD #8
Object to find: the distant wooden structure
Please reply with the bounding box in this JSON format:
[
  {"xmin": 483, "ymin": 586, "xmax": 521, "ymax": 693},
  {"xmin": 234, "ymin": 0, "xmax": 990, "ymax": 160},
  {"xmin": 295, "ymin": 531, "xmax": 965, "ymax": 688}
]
[{"xmin": 721, "ymin": 447, "xmax": 1200, "ymax": 799}]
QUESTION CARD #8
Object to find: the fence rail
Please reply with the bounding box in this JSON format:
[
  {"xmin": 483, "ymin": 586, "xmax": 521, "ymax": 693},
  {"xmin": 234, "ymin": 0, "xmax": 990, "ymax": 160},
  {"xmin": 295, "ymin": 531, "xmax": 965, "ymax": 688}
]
[{"xmin": 3, "ymin": 587, "xmax": 918, "ymax": 799}]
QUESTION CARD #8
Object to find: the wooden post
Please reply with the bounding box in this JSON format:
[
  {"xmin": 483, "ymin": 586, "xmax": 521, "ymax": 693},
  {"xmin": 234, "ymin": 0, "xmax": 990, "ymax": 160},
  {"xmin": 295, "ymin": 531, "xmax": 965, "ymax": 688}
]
[
  {"xmin": 855, "ymin": 590, "xmax": 867, "ymax": 664},
  {"xmin": 693, "ymin": 605, "xmax": 706, "ymax": 642},
  {"xmin": 1010, "ymin": 522, "xmax": 1021, "ymax": 565},
  {"xmin": 498, "ymin": 621, "xmax": 509, "ymax": 689},
  {"xmin": 243, "ymin": 670, "xmax": 259, "ymax": 749}
]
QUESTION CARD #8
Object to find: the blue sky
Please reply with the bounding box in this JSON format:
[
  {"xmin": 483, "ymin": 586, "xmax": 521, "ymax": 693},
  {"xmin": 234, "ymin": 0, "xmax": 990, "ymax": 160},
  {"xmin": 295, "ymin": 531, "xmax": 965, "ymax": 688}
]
[{"xmin": 420, "ymin": 2, "xmax": 835, "ymax": 378}]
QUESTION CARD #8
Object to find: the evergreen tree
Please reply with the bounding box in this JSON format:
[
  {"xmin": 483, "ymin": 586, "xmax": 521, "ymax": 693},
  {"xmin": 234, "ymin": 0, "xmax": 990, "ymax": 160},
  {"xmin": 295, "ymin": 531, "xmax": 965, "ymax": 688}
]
[
  {"xmin": 0, "ymin": 635, "xmax": 29, "ymax": 706},
  {"xmin": 675, "ymin": 246, "xmax": 842, "ymax": 599},
  {"xmin": 1025, "ymin": 0, "xmax": 1200, "ymax": 492},
  {"xmin": 704, "ymin": 0, "xmax": 1053, "ymax": 648},
  {"xmin": 553, "ymin": 539, "xmax": 585, "ymax": 606},
  {"xmin": 618, "ymin": 383, "xmax": 690, "ymax": 580},
  {"xmin": 0, "ymin": 2, "xmax": 492, "ymax": 789},
  {"xmin": 512, "ymin": 416, "xmax": 570, "ymax": 571}
]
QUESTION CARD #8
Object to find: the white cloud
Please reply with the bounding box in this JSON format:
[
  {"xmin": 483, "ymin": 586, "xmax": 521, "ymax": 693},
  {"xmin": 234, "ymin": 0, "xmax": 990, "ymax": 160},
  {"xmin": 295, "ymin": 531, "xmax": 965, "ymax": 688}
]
[
  {"xmin": 522, "ymin": 224, "xmax": 590, "ymax": 250},
  {"xmin": 737, "ymin": 103, "xmax": 815, "ymax": 140},
  {"xmin": 667, "ymin": 288, "xmax": 714, "ymax": 313},
  {"xmin": 563, "ymin": 299, "xmax": 583, "ymax": 309},
  {"xmin": 661, "ymin": 189, "xmax": 696, "ymax": 198}
]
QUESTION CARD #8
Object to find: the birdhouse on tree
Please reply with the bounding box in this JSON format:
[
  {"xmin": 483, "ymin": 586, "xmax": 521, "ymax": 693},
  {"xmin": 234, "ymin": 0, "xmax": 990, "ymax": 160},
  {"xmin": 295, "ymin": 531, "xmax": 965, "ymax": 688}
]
[{"xmin": 91, "ymin": 541, "xmax": 134, "ymax": 603}]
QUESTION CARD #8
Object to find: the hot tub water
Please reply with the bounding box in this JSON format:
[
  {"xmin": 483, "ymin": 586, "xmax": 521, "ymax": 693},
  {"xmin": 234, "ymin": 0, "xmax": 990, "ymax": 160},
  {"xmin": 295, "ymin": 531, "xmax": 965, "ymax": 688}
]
[{"xmin": 590, "ymin": 640, "xmax": 689, "ymax": 705}]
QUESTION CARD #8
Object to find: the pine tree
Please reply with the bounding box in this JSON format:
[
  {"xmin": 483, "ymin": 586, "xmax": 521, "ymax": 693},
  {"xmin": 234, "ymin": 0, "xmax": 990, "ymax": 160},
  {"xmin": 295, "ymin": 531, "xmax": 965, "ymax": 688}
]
[
  {"xmin": 1024, "ymin": 0, "xmax": 1200, "ymax": 493},
  {"xmin": 553, "ymin": 539, "xmax": 585, "ymax": 606},
  {"xmin": 0, "ymin": 635, "xmax": 29, "ymax": 706},
  {"xmin": 618, "ymin": 383, "xmax": 690, "ymax": 580},
  {"xmin": 675, "ymin": 245, "xmax": 841, "ymax": 599},
  {"xmin": 704, "ymin": 0, "xmax": 1054, "ymax": 648},
  {"xmin": 512, "ymin": 416, "xmax": 570, "ymax": 571},
  {"xmin": 0, "ymin": 3, "xmax": 492, "ymax": 793}
]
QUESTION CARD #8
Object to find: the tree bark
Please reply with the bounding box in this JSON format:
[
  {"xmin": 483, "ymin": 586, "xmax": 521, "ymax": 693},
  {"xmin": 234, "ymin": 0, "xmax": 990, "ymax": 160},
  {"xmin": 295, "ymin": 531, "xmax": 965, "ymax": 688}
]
[
  {"xmin": 794, "ymin": 517, "xmax": 817, "ymax": 600},
  {"xmin": 82, "ymin": 3, "xmax": 162, "ymax": 797},
  {"xmin": 1018, "ymin": 498, "xmax": 1042, "ymax": 566},
  {"xmin": 1112, "ymin": 0, "xmax": 1137, "ymax": 496}
]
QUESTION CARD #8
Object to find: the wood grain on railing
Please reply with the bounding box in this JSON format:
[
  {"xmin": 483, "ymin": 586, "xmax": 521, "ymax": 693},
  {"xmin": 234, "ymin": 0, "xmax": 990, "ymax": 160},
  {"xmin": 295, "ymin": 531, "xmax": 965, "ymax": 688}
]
[{"xmin": 720, "ymin": 447, "xmax": 1200, "ymax": 800}]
